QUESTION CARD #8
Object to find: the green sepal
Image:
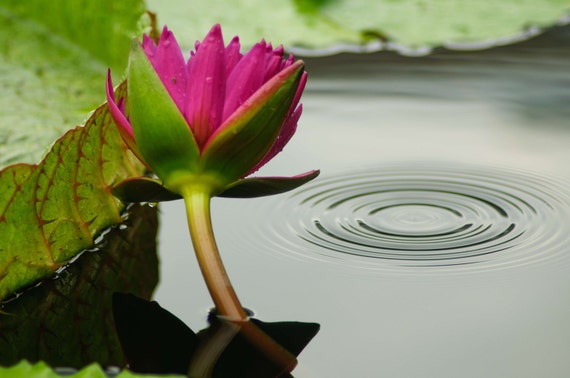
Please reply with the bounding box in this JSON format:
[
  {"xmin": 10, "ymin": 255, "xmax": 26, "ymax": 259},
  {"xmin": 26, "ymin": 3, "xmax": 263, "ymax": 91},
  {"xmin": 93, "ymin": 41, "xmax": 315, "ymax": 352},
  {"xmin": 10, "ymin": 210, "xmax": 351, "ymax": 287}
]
[
  {"xmin": 127, "ymin": 40, "xmax": 200, "ymax": 188},
  {"xmin": 219, "ymin": 170, "xmax": 320, "ymax": 198},
  {"xmin": 112, "ymin": 170, "xmax": 319, "ymax": 203},
  {"xmin": 112, "ymin": 177, "xmax": 182, "ymax": 202},
  {"xmin": 200, "ymin": 61, "xmax": 305, "ymax": 185}
]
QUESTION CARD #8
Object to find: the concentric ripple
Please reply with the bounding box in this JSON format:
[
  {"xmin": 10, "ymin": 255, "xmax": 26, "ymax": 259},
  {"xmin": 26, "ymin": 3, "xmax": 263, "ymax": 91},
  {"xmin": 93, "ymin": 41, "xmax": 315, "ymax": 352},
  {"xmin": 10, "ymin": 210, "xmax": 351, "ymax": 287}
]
[{"xmin": 241, "ymin": 164, "xmax": 570, "ymax": 273}]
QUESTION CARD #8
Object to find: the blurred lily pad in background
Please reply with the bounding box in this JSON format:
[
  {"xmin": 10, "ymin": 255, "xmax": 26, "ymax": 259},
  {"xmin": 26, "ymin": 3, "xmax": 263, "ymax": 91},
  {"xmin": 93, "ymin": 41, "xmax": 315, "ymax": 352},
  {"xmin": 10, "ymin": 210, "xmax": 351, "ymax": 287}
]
[
  {"xmin": 145, "ymin": 0, "xmax": 570, "ymax": 54},
  {"xmin": 0, "ymin": 0, "xmax": 148, "ymax": 168},
  {"xmin": 0, "ymin": 360, "xmax": 183, "ymax": 378},
  {"xmin": 1, "ymin": 0, "xmax": 568, "ymax": 168}
]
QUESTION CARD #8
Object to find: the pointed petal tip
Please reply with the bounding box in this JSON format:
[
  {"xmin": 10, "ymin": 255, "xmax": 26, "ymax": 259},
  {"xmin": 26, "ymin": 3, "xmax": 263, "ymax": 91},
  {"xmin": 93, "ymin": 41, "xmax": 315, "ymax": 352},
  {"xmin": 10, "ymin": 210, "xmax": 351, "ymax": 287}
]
[
  {"xmin": 105, "ymin": 69, "xmax": 114, "ymax": 96},
  {"xmin": 280, "ymin": 59, "xmax": 305, "ymax": 77},
  {"xmin": 105, "ymin": 73, "xmax": 133, "ymax": 136},
  {"xmin": 206, "ymin": 24, "xmax": 223, "ymax": 40},
  {"xmin": 142, "ymin": 34, "xmax": 154, "ymax": 48},
  {"xmin": 105, "ymin": 70, "xmax": 120, "ymax": 111},
  {"xmin": 158, "ymin": 25, "xmax": 181, "ymax": 47},
  {"xmin": 105, "ymin": 73, "xmax": 146, "ymax": 167},
  {"xmin": 293, "ymin": 59, "xmax": 305, "ymax": 69}
]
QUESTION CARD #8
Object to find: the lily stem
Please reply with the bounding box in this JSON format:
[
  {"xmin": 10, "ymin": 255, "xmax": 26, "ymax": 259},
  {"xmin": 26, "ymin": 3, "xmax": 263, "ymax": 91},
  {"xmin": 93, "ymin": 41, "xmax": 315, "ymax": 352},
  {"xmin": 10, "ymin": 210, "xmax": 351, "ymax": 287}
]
[
  {"xmin": 183, "ymin": 188, "xmax": 297, "ymax": 371},
  {"xmin": 184, "ymin": 188, "xmax": 246, "ymax": 320}
]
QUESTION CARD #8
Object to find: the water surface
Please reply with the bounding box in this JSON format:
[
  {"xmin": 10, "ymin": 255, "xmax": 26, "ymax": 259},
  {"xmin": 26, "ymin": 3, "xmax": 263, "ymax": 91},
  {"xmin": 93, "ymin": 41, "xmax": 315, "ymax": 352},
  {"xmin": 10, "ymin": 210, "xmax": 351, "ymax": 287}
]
[{"xmin": 155, "ymin": 25, "xmax": 570, "ymax": 378}]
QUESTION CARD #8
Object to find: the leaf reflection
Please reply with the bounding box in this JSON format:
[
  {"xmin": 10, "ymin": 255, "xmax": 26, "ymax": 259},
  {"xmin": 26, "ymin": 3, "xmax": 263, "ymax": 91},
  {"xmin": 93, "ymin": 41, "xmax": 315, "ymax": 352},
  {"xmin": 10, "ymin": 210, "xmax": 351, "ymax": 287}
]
[{"xmin": 112, "ymin": 293, "xmax": 320, "ymax": 377}]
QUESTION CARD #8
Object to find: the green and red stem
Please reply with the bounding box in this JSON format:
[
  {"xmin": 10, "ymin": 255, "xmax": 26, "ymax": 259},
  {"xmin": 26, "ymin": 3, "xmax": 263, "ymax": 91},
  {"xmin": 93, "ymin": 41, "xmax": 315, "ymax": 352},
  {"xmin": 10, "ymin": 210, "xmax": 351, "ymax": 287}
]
[
  {"xmin": 182, "ymin": 187, "xmax": 297, "ymax": 372},
  {"xmin": 183, "ymin": 188, "xmax": 246, "ymax": 320}
]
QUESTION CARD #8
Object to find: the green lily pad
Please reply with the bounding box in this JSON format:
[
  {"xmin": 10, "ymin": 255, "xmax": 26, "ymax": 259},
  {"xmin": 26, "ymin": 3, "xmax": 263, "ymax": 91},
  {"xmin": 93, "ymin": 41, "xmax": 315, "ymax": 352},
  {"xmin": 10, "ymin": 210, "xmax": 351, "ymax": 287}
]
[
  {"xmin": 0, "ymin": 83, "xmax": 145, "ymax": 302},
  {"xmin": 0, "ymin": 360, "xmax": 184, "ymax": 378},
  {"xmin": 0, "ymin": 0, "xmax": 148, "ymax": 168},
  {"xmin": 145, "ymin": 0, "xmax": 570, "ymax": 54}
]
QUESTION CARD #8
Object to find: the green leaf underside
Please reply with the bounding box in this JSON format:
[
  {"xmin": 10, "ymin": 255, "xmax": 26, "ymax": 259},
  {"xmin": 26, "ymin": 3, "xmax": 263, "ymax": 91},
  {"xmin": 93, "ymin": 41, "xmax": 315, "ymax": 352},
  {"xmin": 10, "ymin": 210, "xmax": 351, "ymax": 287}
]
[
  {"xmin": 0, "ymin": 83, "xmax": 145, "ymax": 302},
  {"xmin": 0, "ymin": 0, "xmax": 147, "ymax": 169},
  {"xmin": 127, "ymin": 41, "xmax": 200, "ymax": 185},
  {"xmin": 0, "ymin": 360, "xmax": 183, "ymax": 378},
  {"xmin": 0, "ymin": 204, "xmax": 159, "ymax": 367},
  {"xmin": 146, "ymin": 0, "xmax": 570, "ymax": 52}
]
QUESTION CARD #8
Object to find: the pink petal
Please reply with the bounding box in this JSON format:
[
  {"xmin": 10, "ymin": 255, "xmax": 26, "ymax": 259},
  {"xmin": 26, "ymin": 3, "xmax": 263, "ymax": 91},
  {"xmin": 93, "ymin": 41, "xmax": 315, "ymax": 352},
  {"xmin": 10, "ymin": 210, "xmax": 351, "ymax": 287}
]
[
  {"xmin": 280, "ymin": 54, "xmax": 295, "ymax": 70},
  {"xmin": 145, "ymin": 27, "xmax": 188, "ymax": 114},
  {"xmin": 141, "ymin": 34, "xmax": 156, "ymax": 59},
  {"xmin": 291, "ymin": 71, "xmax": 308, "ymax": 112},
  {"xmin": 185, "ymin": 24, "xmax": 226, "ymax": 147},
  {"xmin": 222, "ymin": 41, "xmax": 266, "ymax": 121},
  {"xmin": 224, "ymin": 36, "xmax": 242, "ymax": 79},
  {"xmin": 248, "ymin": 104, "xmax": 302, "ymax": 174},
  {"xmin": 106, "ymin": 71, "xmax": 133, "ymax": 139},
  {"xmin": 263, "ymin": 45, "xmax": 285, "ymax": 82},
  {"xmin": 106, "ymin": 71, "xmax": 149, "ymax": 167}
]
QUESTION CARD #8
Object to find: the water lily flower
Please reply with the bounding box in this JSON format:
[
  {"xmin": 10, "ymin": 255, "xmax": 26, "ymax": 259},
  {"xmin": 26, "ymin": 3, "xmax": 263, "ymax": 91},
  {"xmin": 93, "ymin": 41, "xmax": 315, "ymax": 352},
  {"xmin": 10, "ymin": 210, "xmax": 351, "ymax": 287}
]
[
  {"xmin": 106, "ymin": 24, "xmax": 318, "ymax": 199},
  {"xmin": 106, "ymin": 25, "xmax": 319, "ymax": 373}
]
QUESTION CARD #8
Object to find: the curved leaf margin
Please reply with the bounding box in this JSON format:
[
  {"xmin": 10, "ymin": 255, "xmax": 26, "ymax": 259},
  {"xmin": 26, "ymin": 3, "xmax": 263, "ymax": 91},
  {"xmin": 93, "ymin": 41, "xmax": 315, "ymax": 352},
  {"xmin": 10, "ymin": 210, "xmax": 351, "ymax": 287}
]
[
  {"xmin": 0, "ymin": 360, "xmax": 184, "ymax": 378},
  {"xmin": 0, "ymin": 84, "xmax": 144, "ymax": 301}
]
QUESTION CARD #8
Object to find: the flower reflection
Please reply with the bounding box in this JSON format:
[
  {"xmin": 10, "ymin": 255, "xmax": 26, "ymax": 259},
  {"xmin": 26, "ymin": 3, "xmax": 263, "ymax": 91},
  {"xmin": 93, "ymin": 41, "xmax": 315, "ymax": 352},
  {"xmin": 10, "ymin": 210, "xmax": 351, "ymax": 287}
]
[{"xmin": 112, "ymin": 293, "xmax": 319, "ymax": 377}]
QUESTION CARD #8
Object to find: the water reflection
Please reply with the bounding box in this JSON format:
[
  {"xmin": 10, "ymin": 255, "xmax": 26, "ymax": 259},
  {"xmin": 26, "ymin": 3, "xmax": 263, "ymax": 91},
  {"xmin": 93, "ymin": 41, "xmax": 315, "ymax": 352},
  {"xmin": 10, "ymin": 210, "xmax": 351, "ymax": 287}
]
[{"xmin": 112, "ymin": 293, "xmax": 319, "ymax": 377}]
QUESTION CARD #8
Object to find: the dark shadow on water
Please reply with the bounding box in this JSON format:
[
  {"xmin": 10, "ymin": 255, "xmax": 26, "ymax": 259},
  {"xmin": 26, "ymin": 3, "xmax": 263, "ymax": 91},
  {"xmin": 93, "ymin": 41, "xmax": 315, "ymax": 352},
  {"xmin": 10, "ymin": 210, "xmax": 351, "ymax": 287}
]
[{"xmin": 112, "ymin": 293, "xmax": 320, "ymax": 378}]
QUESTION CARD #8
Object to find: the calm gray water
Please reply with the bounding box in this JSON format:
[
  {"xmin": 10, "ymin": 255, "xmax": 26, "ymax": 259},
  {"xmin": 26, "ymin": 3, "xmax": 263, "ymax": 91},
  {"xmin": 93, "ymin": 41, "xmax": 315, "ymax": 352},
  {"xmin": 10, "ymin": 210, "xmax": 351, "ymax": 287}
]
[{"xmin": 155, "ymin": 25, "xmax": 570, "ymax": 378}]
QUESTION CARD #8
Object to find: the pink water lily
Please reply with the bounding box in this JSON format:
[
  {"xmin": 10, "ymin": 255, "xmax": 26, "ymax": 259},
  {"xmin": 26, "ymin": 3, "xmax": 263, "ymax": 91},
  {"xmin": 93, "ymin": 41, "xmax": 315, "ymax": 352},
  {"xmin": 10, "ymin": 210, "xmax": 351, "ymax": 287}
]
[
  {"xmin": 106, "ymin": 26, "xmax": 319, "ymax": 370},
  {"xmin": 107, "ymin": 24, "xmax": 316, "ymax": 197}
]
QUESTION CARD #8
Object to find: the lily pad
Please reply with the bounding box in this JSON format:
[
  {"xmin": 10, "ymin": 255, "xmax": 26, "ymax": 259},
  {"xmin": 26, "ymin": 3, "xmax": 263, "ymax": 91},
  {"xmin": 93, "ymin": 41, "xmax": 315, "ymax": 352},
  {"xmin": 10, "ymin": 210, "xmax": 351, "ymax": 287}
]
[
  {"xmin": 145, "ymin": 0, "xmax": 570, "ymax": 54},
  {"xmin": 0, "ymin": 84, "xmax": 144, "ymax": 302},
  {"xmin": 0, "ymin": 0, "xmax": 148, "ymax": 168},
  {"xmin": 0, "ymin": 360, "xmax": 183, "ymax": 378}
]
